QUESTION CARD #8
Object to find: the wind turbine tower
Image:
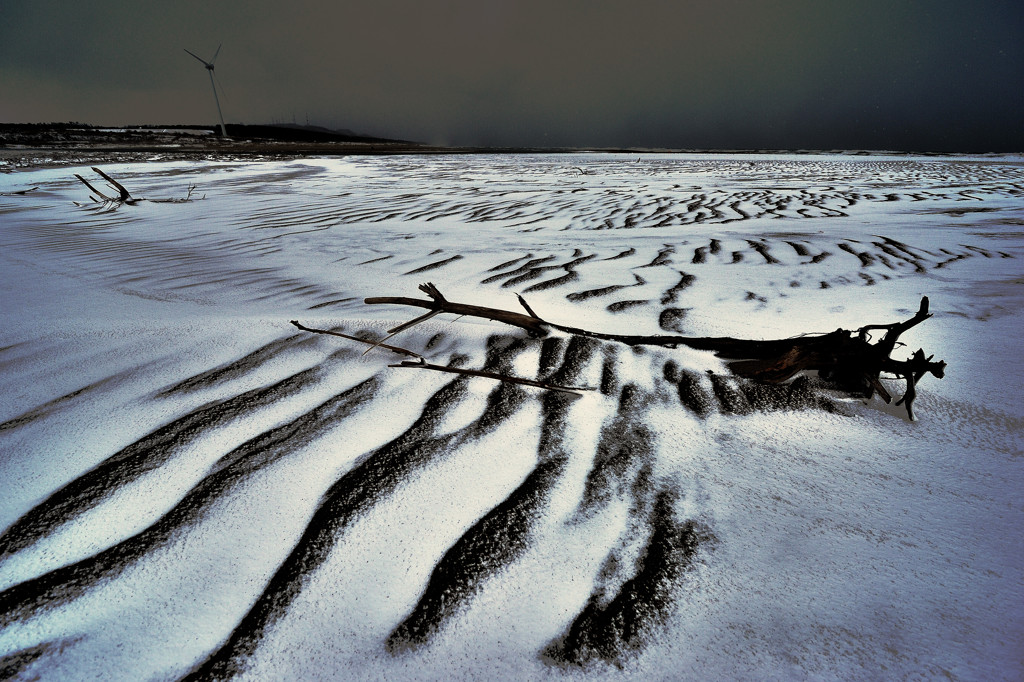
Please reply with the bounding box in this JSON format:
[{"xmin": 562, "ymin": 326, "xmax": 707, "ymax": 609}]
[{"xmin": 184, "ymin": 45, "xmax": 228, "ymax": 137}]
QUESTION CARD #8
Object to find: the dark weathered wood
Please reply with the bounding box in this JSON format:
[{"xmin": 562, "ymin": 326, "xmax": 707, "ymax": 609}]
[
  {"xmin": 289, "ymin": 320, "xmax": 423, "ymax": 359},
  {"xmin": 91, "ymin": 167, "xmax": 132, "ymax": 202},
  {"xmin": 389, "ymin": 359, "xmax": 591, "ymax": 395},
  {"xmin": 74, "ymin": 174, "xmax": 115, "ymax": 202},
  {"xmin": 361, "ymin": 283, "xmax": 945, "ymax": 419},
  {"xmin": 73, "ymin": 167, "xmax": 200, "ymax": 207},
  {"xmin": 290, "ymin": 319, "xmax": 589, "ymax": 394},
  {"xmin": 365, "ymin": 283, "xmax": 550, "ymax": 337}
]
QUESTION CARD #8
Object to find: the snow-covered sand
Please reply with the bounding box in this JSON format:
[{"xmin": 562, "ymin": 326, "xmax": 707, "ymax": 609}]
[{"xmin": 0, "ymin": 153, "xmax": 1021, "ymax": 680}]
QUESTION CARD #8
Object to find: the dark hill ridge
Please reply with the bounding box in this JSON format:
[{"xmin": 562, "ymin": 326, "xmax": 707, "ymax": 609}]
[
  {"xmin": 4, "ymin": 124, "xmax": 1011, "ymax": 172},
  {"xmin": 0, "ymin": 123, "xmax": 432, "ymax": 169},
  {"xmin": 0, "ymin": 122, "xmax": 409, "ymax": 145}
]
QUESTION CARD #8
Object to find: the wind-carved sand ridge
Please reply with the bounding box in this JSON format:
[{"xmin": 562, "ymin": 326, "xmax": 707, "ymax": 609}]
[
  {"xmin": 3, "ymin": 155, "xmax": 1018, "ymax": 320},
  {"xmin": 1, "ymin": 327, "xmax": 838, "ymax": 677},
  {"xmin": 0, "ymin": 153, "xmax": 1022, "ymax": 680}
]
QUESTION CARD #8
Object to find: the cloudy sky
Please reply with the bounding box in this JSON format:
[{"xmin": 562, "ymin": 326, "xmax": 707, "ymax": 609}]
[{"xmin": 2, "ymin": 0, "xmax": 1022, "ymax": 150}]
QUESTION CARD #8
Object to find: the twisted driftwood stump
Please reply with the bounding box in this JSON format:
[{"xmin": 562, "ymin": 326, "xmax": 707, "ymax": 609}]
[{"xmin": 298, "ymin": 284, "xmax": 945, "ymax": 419}]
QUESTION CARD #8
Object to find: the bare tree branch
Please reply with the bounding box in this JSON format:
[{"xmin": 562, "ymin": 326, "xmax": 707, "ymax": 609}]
[
  {"xmin": 72, "ymin": 167, "xmax": 202, "ymax": 208},
  {"xmin": 359, "ymin": 283, "xmax": 946, "ymax": 419},
  {"xmin": 389, "ymin": 359, "xmax": 591, "ymax": 395},
  {"xmin": 365, "ymin": 283, "xmax": 549, "ymax": 337},
  {"xmin": 289, "ymin": 320, "xmax": 423, "ymax": 360},
  {"xmin": 290, "ymin": 319, "xmax": 590, "ymax": 395},
  {"xmin": 74, "ymin": 174, "xmax": 115, "ymax": 202},
  {"xmin": 91, "ymin": 167, "xmax": 132, "ymax": 202}
]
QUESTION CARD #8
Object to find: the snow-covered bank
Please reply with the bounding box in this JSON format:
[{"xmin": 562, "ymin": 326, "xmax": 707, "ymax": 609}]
[{"xmin": 1, "ymin": 154, "xmax": 1022, "ymax": 680}]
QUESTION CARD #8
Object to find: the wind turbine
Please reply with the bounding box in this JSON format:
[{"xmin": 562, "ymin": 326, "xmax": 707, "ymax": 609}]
[{"xmin": 184, "ymin": 45, "xmax": 228, "ymax": 137}]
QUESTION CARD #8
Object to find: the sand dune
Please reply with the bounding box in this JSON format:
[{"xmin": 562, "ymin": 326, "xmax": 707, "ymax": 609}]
[{"xmin": 0, "ymin": 153, "xmax": 1022, "ymax": 680}]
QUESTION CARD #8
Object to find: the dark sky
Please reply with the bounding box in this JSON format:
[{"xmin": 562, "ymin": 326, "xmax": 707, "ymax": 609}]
[{"xmin": 2, "ymin": 0, "xmax": 1022, "ymax": 151}]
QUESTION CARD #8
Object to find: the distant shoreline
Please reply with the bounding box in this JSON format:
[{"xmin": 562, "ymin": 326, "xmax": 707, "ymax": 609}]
[{"xmin": 2, "ymin": 123, "xmax": 1018, "ymax": 171}]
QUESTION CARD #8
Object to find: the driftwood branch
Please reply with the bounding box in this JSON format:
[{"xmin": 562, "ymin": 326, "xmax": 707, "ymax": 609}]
[
  {"xmin": 91, "ymin": 166, "xmax": 132, "ymax": 202},
  {"xmin": 365, "ymin": 283, "xmax": 549, "ymax": 337},
  {"xmin": 389, "ymin": 359, "xmax": 590, "ymax": 395},
  {"xmin": 289, "ymin": 320, "xmax": 423, "ymax": 360},
  {"xmin": 73, "ymin": 167, "xmax": 202, "ymax": 207},
  {"xmin": 289, "ymin": 319, "xmax": 590, "ymax": 395},
  {"xmin": 363, "ymin": 283, "xmax": 946, "ymax": 419},
  {"xmin": 74, "ymin": 173, "xmax": 116, "ymax": 202}
]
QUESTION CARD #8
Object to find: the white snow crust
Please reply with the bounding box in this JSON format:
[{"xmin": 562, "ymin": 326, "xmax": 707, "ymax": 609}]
[{"xmin": 0, "ymin": 153, "xmax": 1022, "ymax": 680}]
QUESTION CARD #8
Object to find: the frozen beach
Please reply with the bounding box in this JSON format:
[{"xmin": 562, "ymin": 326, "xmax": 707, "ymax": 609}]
[{"xmin": 0, "ymin": 153, "xmax": 1022, "ymax": 680}]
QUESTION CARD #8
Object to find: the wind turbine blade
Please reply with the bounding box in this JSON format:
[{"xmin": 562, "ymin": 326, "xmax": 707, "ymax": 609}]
[
  {"xmin": 184, "ymin": 48, "xmax": 210, "ymax": 67},
  {"xmin": 213, "ymin": 70, "xmax": 228, "ymax": 102},
  {"xmin": 211, "ymin": 44, "xmax": 222, "ymax": 65}
]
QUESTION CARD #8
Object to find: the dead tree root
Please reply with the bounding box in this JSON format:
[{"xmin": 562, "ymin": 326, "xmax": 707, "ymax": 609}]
[{"xmin": 297, "ymin": 283, "xmax": 945, "ymax": 419}]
